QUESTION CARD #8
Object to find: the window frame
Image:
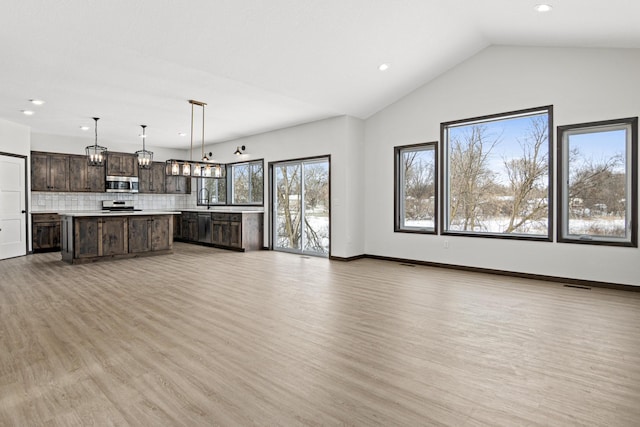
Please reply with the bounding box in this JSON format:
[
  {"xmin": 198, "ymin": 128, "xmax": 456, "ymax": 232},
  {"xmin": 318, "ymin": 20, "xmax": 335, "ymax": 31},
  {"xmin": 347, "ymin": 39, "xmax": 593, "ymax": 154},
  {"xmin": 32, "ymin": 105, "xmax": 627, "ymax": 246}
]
[
  {"xmin": 196, "ymin": 165, "xmax": 228, "ymax": 207},
  {"xmin": 229, "ymin": 159, "xmax": 264, "ymax": 206},
  {"xmin": 394, "ymin": 142, "xmax": 438, "ymax": 234},
  {"xmin": 440, "ymin": 105, "xmax": 554, "ymax": 241},
  {"xmin": 557, "ymin": 117, "xmax": 638, "ymax": 247}
]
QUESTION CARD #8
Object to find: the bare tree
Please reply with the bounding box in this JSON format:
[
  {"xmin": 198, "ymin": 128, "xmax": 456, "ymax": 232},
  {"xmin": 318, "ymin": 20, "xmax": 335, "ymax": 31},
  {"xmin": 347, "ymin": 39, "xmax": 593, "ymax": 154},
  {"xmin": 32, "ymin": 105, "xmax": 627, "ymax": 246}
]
[
  {"xmin": 449, "ymin": 125, "xmax": 499, "ymax": 230},
  {"xmin": 403, "ymin": 151, "xmax": 435, "ymax": 221},
  {"xmin": 502, "ymin": 116, "xmax": 549, "ymax": 233}
]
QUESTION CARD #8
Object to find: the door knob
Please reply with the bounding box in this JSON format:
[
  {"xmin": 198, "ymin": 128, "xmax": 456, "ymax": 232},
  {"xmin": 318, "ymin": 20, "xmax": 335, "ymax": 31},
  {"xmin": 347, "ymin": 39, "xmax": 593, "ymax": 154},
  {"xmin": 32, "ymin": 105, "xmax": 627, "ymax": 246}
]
[{"xmin": 22, "ymin": 210, "xmax": 26, "ymax": 214}]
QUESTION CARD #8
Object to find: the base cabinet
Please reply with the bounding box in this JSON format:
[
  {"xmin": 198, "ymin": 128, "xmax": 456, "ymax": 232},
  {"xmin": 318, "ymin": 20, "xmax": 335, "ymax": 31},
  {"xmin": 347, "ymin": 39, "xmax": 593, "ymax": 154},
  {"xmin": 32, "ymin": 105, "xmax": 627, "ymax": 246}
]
[
  {"xmin": 32, "ymin": 213, "xmax": 61, "ymax": 252},
  {"xmin": 181, "ymin": 211, "xmax": 262, "ymax": 251},
  {"xmin": 129, "ymin": 215, "xmax": 172, "ymax": 253},
  {"xmin": 61, "ymin": 214, "xmax": 174, "ymax": 264}
]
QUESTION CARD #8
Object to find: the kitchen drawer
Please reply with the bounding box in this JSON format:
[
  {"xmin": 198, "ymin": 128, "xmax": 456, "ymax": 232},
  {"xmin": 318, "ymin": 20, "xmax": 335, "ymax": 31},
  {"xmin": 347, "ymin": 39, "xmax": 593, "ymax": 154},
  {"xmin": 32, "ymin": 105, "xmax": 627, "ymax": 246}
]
[
  {"xmin": 33, "ymin": 213, "xmax": 60, "ymax": 223},
  {"xmin": 212, "ymin": 213, "xmax": 230, "ymax": 221}
]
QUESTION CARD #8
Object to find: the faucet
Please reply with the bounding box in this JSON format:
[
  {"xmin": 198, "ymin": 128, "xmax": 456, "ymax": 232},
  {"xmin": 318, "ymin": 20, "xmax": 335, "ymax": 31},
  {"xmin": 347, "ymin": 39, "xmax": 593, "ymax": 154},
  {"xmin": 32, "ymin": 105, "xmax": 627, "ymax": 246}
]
[{"xmin": 198, "ymin": 187, "xmax": 210, "ymax": 208}]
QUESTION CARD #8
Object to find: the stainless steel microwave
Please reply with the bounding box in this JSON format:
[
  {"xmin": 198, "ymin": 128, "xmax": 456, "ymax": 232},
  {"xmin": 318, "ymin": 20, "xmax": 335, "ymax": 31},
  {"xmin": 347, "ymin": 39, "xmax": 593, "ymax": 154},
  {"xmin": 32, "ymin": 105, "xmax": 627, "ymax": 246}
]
[{"xmin": 105, "ymin": 176, "xmax": 139, "ymax": 193}]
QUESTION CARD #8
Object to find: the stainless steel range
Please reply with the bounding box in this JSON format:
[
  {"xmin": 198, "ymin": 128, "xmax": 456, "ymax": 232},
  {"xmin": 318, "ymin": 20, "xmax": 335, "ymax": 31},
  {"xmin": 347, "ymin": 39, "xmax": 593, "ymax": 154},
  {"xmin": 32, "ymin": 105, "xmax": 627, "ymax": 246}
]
[{"xmin": 101, "ymin": 200, "xmax": 142, "ymax": 212}]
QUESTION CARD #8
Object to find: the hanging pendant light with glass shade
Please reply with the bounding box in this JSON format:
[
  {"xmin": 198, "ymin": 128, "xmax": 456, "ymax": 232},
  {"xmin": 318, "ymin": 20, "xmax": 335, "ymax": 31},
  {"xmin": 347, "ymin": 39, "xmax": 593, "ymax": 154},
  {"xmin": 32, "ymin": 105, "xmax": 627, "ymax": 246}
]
[
  {"xmin": 166, "ymin": 99, "xmax": 225, "ymax": 177},
  {"xmin": 135, "ymin": 125, "xmax": 153, "ymax": 168},
  {"xmin": 86, "ymin": 117, "xmax": 108, "ymax": 166}
]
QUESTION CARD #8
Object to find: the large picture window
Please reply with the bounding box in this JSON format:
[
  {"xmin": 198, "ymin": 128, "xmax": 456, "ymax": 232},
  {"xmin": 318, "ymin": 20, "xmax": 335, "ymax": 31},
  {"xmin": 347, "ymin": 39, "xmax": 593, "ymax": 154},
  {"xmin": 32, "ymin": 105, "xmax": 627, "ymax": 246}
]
[
  {"xmin": 395, "ymin": 142, "xmax": 437, "ymax": 233},
  {"xmin": 558, "ymin": 117, "xmax": 637, "ymax": 246},
  {"xmin": 441, "ymin": 106, "xmax": 552, "ymax": 239}
]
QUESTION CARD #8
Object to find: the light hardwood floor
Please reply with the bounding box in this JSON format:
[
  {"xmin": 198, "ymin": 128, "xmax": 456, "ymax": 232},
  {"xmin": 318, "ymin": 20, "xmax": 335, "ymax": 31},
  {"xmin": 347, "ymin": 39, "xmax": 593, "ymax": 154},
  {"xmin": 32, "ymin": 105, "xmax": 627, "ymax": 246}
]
[{"xmin": 1, "ymin": 243, "xmax": 639, "ymax": 426}]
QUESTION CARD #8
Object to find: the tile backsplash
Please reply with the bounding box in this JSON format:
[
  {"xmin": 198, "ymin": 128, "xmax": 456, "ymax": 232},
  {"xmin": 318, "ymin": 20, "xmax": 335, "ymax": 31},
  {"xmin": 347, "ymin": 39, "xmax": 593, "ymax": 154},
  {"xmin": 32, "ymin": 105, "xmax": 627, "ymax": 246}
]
[{"xmin": 31, "ymin": 192, "xmax": 196, "ymax": 212}]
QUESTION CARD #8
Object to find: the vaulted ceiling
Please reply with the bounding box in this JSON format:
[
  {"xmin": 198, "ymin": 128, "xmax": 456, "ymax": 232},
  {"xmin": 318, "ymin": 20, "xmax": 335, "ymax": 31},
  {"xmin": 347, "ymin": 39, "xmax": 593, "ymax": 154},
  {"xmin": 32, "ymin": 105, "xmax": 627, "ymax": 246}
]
[{"xmin": 1, "ymin": 0, "xmax": 639, "ymax": 149}]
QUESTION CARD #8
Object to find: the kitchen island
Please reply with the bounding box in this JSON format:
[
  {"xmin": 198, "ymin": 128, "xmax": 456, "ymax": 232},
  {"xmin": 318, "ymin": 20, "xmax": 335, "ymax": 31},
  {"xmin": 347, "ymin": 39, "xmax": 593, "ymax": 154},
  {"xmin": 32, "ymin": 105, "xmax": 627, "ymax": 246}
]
[{"xmin": 60, "ymin": 211, "xmax": 177, "ymax": 264}]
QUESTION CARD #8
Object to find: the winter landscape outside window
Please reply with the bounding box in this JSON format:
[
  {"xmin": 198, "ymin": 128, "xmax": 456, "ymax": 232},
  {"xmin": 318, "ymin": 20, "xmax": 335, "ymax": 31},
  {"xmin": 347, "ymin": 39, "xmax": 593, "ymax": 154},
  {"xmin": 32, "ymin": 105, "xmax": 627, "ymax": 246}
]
[
  {"xmin": 558, "ymin": 117, "xmax": 637, "ymax": 246},
  {"xmin": 441, "ymin": 106, "xmax": 553, "ymax": 239}
]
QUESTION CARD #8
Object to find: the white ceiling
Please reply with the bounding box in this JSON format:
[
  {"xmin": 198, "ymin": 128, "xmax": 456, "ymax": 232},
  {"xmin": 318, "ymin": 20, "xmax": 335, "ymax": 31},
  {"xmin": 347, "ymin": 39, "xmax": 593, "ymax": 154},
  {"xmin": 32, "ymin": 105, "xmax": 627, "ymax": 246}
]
[{"xmin": 1, "ymin": 0, "xmax": 639, "ymax": 150}]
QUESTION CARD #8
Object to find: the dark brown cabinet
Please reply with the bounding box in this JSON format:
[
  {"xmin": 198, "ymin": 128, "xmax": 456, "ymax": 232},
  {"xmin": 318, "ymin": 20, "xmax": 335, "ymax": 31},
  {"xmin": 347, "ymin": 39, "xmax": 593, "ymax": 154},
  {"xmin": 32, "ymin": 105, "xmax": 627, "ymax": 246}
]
[
  {"xmin": 181, "ymin": 212, "xmax": 198, "ymax": 241},
  {"xmin": 165, "ymin": 164, "xmax": 191, "ymax": 194},
  {"xmin": 139, "ymin": 162, "xmax": 165, "ymax": 193},
  {"xmin": 31, "ymin": 152, "xmax": 69, "ymax": 192},
  {"xmin": 106, "ymin": 152, "xmax": 138, "ymax": 177},
  {"xmin": 165, "ymin": 175, "xmax": 191, "ymax": 194},
  {"xmin": 32, "ymin": 213, "xmax": 61, "ymax": 252},
  {"xmin": 129, "ymin": 215, "xmax": 172, "ymax": 253},
  {"xmin": 68, "ymin": 154, "xmax": 105, "ymax": 192},
  {"xmin": 173, "ymin": 214, "xmax": 182, "ymax": 239},
  {"xmin": 68, "ymin": 216, "xmax": 127, "ymax": 259},
  {"xmin": 181, "ymin": 211, "xmax": 262, "ymax": 251},
  {"xmin": 101, "ymin": 216, "xmax": 128, "ymax": 256},
  {"xmin": 61, "ymin": 214, "xmax": 174, "ymax": 264},
  {"xmin": 211, "ymin": 213, "xmax": 231, "ymax": 247}
]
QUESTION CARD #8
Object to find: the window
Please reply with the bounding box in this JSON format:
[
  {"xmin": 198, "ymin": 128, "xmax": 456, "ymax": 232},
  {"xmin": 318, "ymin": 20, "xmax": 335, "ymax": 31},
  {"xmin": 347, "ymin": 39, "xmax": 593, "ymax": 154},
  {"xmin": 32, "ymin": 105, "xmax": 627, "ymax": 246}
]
[
  {"xmin": 395, "ymin": 142, "xmax": 437, "ymax": 233},
  {"xmin": 231, "ymin": 160, "xmax": 264, "ymax": 205},
  {"xmin": 558, "ymin": 117, "xmax": 637, "ymax": 246},
  {"xmin": 441, "ymin": 106, "xmax": 552, "ymax": 239},
  {"xmin": 197, "ymin": 165, "xmax": 227, "ymax": 206}
]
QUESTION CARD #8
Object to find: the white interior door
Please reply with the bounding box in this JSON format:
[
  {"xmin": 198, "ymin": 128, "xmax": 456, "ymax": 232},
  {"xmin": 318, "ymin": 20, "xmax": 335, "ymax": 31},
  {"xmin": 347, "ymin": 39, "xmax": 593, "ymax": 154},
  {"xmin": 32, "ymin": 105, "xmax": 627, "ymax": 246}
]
[{"xmin": 0, "ymin": 154, "xmax": 27, "ymax": 260}]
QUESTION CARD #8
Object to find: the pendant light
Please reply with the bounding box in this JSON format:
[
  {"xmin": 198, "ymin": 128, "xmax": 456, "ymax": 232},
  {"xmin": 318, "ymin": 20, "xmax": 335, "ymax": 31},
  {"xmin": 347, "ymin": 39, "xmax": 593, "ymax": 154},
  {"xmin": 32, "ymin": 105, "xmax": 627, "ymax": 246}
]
[
  {"xmin": 135, "ymin": 125, "xmax": 153, "ymax": 168},
  {"xmin": 166, "ymin": 99, "xmax": 224, "ymax": 177},
  {"xmin": 85, "ymin": 117, "xmax": 108, "ymax": 166}
]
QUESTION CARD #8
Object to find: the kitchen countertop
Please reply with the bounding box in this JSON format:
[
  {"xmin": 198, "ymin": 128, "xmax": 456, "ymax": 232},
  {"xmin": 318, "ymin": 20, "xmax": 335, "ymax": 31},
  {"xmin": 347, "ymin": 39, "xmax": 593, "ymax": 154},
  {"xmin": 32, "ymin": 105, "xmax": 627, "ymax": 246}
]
[
  {"xmin": 181, "ymin": 209, "xmax": 264, "ymax": 214},
  {"xmin": 57, "ymin": 210, "xmax": 180, "ymax": 217}
]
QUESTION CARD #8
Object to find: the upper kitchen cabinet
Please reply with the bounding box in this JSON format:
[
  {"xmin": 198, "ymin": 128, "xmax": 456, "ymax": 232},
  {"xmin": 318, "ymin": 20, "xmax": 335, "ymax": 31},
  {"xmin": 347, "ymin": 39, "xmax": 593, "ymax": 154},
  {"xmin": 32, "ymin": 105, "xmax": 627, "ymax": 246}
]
[
  {"xmin": 31, "ymin": 151, "xmax": 69, "ymax": 192},
  {"xmin": 139, "ymin": 161, "xmax": 166, "ymax": 193},
  {"xmin": 106, "ymin": 152, "xmax": 138, "ymax": 177},
  {"xmin": 164, "ymin": 164, "xmax": 191, "ymax": 194},
  {"xmin": 68, "ymin": 154, "xmax": 105, "ymax": 192}
]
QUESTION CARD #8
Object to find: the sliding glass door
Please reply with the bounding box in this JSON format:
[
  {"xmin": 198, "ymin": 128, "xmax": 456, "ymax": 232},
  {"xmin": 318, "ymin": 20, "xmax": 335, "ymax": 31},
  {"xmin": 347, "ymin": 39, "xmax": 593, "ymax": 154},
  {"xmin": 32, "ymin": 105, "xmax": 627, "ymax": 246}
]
[{"xmin": 272, "ymin": 157, "xmax": 330, "ymax": 256}]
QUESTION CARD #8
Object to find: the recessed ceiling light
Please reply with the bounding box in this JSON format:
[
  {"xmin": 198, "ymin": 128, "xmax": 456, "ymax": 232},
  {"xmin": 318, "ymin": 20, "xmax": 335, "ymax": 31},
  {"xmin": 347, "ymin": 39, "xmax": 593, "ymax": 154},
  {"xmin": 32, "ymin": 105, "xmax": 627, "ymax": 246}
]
[
  {"xmin": 21, "ymin": 110, "xmax": 34, "ymax": 116},
  {"xmin": 80, "ymin": 126, "xmax": 90, "ymax": 131},
  {"xmin": 29, "ymin": 99, "xmax": 45, "ymax": 105},
  {"xmin": 178, "ymin": 132, "xmax": 186, "ymax": 137},
  {"xmin": 534, "ymin": 4, "xmax": 553, "ymax": 12},
  {"xmin": 378, "ymin": 63, "xmax": 390, "ymax": 71}
]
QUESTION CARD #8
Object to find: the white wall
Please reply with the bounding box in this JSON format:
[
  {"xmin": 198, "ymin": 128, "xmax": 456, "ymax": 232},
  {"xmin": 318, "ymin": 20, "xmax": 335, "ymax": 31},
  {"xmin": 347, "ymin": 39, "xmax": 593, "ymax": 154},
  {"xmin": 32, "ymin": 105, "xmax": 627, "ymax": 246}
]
[
  {"xmin": 0, "ymin": 118, "xmax": 30, "ymax": 156},
  {"xmin": 365, "ymin": 46, "xmax": 640, "ymax": 286},
  {"xmin": 201, "ymin": 115, "xmax": 365, "ymax": 257}
]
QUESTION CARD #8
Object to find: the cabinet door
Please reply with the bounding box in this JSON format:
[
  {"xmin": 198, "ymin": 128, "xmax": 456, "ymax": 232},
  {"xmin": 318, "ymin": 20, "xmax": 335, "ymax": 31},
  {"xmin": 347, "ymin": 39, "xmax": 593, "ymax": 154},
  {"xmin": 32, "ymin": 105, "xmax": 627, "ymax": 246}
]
[
  {"xmin": 188, "ymin": 217, "xmax": 199, "ymax": 241},
  {"xmin": 212, "ymin": 220, "xmax": 230, "ymax": 246},
  {"xmin": 107, "ymin": 153, "xmax": 138, "ymax": 176},
  {"xmin": 173, "ymin": 214, "xmax": 182, "ymax": 239},
  {"xmin": 75, "ymin": 217, "xmax": 100, "ymax": 258},
  {"xmin": 150, "ymin": 162, "xmax": 165, "ymax": 193},
  {"xmin": 49, "ymin": 154, "xmax": 69, "ymax": 191},
  {"xmin": 33, "ymin": 222, "xmax": 60, "ymax": 250},
  {"xmin": 68, "ymin": 155, "xmax": 88, "ymax": 192},
  {"xmin": 229, "ymin": 221, "xmax": 242, "ymax": 248},
  {"xmin": 31, "ymin": 153, "xmax": 50, "ymax": 191},
  {"xmin": 138, "ymin": 167, "xmax": 152, "ymax": 193},
  {"xmin": 152, "ymin": 216, "xmax": 172, "ymax": 251},
  {"xmin": 31, "ymin": 152, "xmax": 69, "ymax": 191},
  {"xmin": 87, "ymin": 162, "xmax": 105, "ymax": 192},
  {"xmin": 128, "ymin": 216, "xmax": 152, "ymax": 253},
  {"xmin": 101, "ymin": 217, "xmax": 128, "ymax": 255},
  {"xmin": 165, "ymin": 175, "xmax": 191, "ymax": 194}
]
